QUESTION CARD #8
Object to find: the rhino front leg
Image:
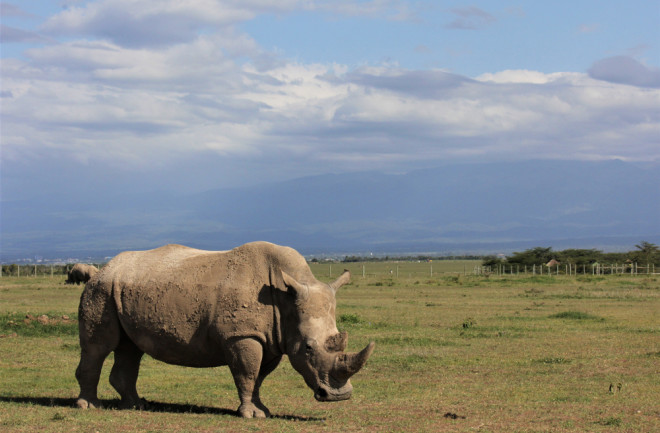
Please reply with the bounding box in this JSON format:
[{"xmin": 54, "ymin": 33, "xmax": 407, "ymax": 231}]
[
  {"xmin": 252, "ymin": 354, "xmax": 282, "ymax": 415},
  {"xmin": 225, "ymin": 338, "xmax": 272, "ymax": 418}
]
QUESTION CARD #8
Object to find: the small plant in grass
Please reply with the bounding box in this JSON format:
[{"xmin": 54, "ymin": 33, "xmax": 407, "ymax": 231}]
[
  {"xmin": 598, "ymin": 416, "xmax": 622, "ymax": 426},
  {"xmin": 337, "ymin": 313, "xmax": 363, "ymax": 325},
  {"xmin": 549, "ymin": 311, "xmax": 604, "ymax": 321},
  {"xmin": 533, "ymin": 357, "xmax": 571, "ymax": 364},
  {"xmin": 462, "ymin": 318, "xmax": 475, "ymax": 329}
]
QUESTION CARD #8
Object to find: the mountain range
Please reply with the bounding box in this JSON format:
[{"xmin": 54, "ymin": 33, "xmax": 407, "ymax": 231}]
[{"xmin": 1, "ymin": 160, "xmax": 658, "ymax": 261}]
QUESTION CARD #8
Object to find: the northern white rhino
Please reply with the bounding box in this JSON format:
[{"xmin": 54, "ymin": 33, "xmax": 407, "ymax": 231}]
[
  {"xmin": 66, "ymin": 263, "xmax": 98, "ymax": 285},
  {"xmin": 75, "ymin": 241, "xmax": 375, "ymax": 418}
]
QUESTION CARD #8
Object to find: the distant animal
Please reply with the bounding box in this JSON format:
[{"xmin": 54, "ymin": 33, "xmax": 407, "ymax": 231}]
[
  {"xmin": 66, "ymin": 264, "xmax": 98, "ymax": 285},
  {"xmin": 75, "ymin": 241, "xmax": 375, "ymax": 418}
]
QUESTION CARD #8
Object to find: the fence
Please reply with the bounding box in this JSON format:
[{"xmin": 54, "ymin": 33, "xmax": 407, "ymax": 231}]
[
  {"xmin": 310, "ymin": 260, "xmax": 480, "ymax": 280},
  {"xmin": 474, "ymin": 263, "xmax": 656, "ymax": 276},
  {"xmin": 3, "ymin": 261, "xmax": 655, "ymax": 279},
  {"xmin": 0, "ymin": 264, "xmax": 105, "ymax": 278}
]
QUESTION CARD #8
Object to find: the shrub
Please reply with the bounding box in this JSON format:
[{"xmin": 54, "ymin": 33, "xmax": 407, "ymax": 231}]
[
  {"xmin": 338, "ymin": 313, "xmax": 363, "ymax": 325},
  {"xmin": 549, "ymin": 311, "xmax": 604, "ymax": 321}
]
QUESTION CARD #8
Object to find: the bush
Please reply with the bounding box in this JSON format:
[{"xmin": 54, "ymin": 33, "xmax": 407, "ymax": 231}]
[
  {"xmin": 338, "ymin": 313, "xmax": 363, "ymax": 325},
  {"xmin": 549, "ymin": 311, "xmax": 604, "ymax": 321}
]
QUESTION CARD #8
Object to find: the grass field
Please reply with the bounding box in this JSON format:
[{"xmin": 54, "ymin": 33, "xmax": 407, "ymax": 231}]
[{"xmin": 1, "ymin": 265, "xmax": 659, "ymax": 432}]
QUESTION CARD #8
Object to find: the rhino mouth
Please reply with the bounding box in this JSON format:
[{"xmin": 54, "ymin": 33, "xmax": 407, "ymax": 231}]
[{"xmin": 314, "ymin": 383, "xmax": 352, "ymax": 402}]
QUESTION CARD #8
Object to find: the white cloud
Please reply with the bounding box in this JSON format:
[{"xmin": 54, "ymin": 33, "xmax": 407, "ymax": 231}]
[
  {"xmin": 446, "ymin": 6, "xmax": 496, "ymax": 30},
  {"xmin": 39, "ymin": 0, "xmax": 301, "ymax": 47},
  {"xmin": 1, "ymin": 1, "xmax": 658, "ymax": 194},
  {"xmin": 476, "ymin": 70, "xmax": 572, "ymax": 84}
]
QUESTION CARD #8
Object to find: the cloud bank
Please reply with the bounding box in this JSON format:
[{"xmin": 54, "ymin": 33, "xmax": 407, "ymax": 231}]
[
  {"xmin": 588, "ymin": 56, "xmax": 660, "ymax": 88},
  {"xmin": 2, "ymin": 1, "xmax": 659, "ymax": 196}
]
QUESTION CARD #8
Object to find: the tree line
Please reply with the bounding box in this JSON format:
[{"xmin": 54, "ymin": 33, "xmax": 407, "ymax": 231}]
[
  {"xmin": 337, "ymin": 254, "xmax": 485, "ymax": 263},
  {"xmin": 482, "ymin": 242, "xmax": 660, "ymax": 268}
]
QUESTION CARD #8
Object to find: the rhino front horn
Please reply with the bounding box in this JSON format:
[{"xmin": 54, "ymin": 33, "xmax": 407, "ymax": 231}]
[{"xmin": 333, "ymin": 342, "xmax": 376, "ymax": 381}]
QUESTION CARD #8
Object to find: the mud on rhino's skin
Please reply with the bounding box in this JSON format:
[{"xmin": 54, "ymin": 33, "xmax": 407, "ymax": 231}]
[{"xmin": 75, "ymin": 241, "xmax": 375, "ymax": 418}]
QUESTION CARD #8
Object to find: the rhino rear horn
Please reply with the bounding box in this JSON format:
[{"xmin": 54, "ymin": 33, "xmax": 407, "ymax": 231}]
[
  {"xmin": 328, "ymin": 270, "xmax": 351, "ymax": 293},
  {"xmin": 332, "ymin": 342, "xmax": 375, "ymax": 381}
]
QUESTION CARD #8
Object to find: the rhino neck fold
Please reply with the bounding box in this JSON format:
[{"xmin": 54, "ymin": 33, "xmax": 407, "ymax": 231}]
[{"xmin": 271, "ymin": 286, "xmax": 287, "ymax": 356}]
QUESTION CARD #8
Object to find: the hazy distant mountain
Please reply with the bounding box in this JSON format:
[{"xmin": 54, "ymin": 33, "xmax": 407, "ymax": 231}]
[{"xmin": 1, "ymin": 160, "xmax": 658, "ymax": 261}]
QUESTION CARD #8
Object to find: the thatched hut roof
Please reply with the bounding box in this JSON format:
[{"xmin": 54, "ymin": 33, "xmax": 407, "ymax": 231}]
[{"xmin": 546, "ymin": 259, "xmax": 560, "ymax": 267}]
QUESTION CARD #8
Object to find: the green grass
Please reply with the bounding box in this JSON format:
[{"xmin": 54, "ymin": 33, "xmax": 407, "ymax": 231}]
[
  {"xmin": 1, "ymin": 272, "xmax": 659, "ymax": 432},
  {"xmin": 1, "ymin": 312, "xmax": 79, "ymax": 337}
]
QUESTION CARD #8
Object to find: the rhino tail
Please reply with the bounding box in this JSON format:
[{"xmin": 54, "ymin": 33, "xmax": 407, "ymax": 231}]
[{"xmin": 111, "ymin": 278, "xmax": 123, "ymax": 315}]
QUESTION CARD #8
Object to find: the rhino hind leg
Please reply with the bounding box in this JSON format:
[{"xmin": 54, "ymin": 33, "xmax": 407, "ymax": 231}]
[
  {"xmin": 75, "ymin": 345, "xmax": 112, "ymax": 409},
  {"xmin": 76, "ymin": 282, "xmax": 121, "ymax": 410},
  {"xmin": 109, "ymin": 335, "xmax": 145, "ymax": 409},
  {"xmin": 225, "ymin": 338, "xmax": 278, "ymax": 418}
]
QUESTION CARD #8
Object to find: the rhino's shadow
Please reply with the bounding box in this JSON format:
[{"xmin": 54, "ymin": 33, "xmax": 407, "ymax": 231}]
[{"xmin": 0, "ymin": 396, "xmax": 325, "ymax": 421}]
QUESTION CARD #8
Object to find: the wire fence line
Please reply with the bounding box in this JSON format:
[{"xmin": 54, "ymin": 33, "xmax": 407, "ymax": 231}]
[
  {"xmin": 310, "ymin": 260, "xmax": 658, "ymax": 279},
  {"xmin": 0, "ymin": 264, "xmax": 105, "ymax": 278},
  {"xmin": 474, "ymin": 263, "xmax": 656, "ymax": 276},
  {"xmin": 1, "ymin": 261, "xmax": 656, "ymax": 279}
]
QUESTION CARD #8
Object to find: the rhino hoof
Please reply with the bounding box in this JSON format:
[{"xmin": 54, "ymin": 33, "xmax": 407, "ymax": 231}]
[
  {"xmin": 238, "ymin": 403, "xmax": 270, "ymax": 418},
  {"xmin": 76, "ymin": 398, "xmax": 102, "ymax": 409},
  {"xmin": 119, "ymin": 398, "xmax": 148, "ymax": 410}
]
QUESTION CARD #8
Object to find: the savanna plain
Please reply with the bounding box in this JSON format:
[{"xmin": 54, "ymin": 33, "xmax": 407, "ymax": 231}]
[{"xmin": 1, "ymin": 261, "xmax": 658, "ymax": 432}]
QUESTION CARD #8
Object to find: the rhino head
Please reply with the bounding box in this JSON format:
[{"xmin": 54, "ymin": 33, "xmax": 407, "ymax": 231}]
[{"xmin": 279, "ymin": 270, "xmax": 375, "ymax": 402}]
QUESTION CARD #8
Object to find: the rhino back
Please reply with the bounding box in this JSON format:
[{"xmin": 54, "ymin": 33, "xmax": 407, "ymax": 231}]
[{"xmin": 96, "ymin": 242, "xmax": 305, "ymax": 367}]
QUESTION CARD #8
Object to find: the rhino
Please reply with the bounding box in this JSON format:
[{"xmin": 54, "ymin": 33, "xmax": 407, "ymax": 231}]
[
  {"xmin": 75, "ymin": 241, "xmax": 375, "ymax": 418},
  {"xmin": 66, "ymin": 263, "xmax": 99, "ymax": 285}
]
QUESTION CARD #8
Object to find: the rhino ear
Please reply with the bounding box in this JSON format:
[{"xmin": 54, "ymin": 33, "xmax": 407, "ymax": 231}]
[
  {"xmin": 328, "ymin": 270, "xmax": 351, "ymax": 294},
  {"xmin": 281, "ymin": 271, "xmax": 309, "ymax": 300}
]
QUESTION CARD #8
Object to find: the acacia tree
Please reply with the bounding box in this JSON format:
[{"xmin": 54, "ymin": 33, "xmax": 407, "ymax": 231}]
[
  {"xmin": 631, "ymin": 241, "xmax": 660, "ymax": 265},
  {"xmin": 507, "ymin": 247, "xmax": 555, "ymax": 266},
  {"xmin": 556, "ymin": 249, "xmax": 602, "ymax": 266}
]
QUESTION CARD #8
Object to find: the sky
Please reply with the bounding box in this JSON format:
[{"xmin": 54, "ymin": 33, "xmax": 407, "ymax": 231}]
[{"xmin": 1, "ymin": 0, "xmax": 659, "ymax": 200}]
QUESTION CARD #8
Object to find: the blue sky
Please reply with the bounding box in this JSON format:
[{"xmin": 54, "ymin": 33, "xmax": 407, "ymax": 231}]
[
  {"xmin": 1, "ymin": 0, "xmax": 659, "ymax": 199},
  {"xmin": 242, "ymin": 2, "xmax": 658, "ymax": 75}
]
